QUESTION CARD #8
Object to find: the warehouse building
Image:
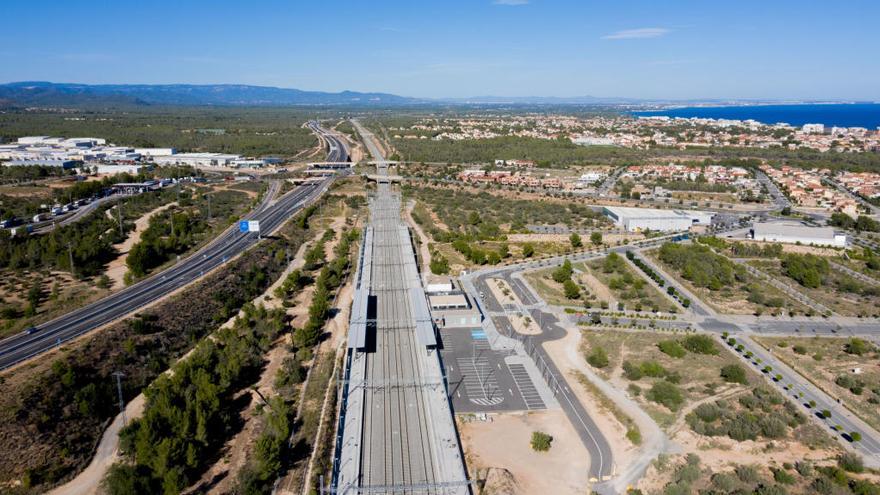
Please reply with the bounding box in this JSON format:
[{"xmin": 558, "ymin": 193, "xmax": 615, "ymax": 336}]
[
  {"xmin": 750, "ymin": 223, "xmax": 846, "ymax": 248},
  {"xmin": 2, "ymin": 159, "xmax": 80, "ymax": 169},
  {"xmin": 603, "ymin": 206, "xmax": 714, "ymax": 232}
]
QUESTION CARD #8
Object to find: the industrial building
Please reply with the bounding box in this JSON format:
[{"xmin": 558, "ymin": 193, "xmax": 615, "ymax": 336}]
[
  {"xmin": 2, "ymin": 159, "xmax": 79, "ymax": 169},
  {"xmin": 603, "ymin": 206, "xmax": 714, "ymax": 232},
  {"xmin": 134, "ymin": 147, "xmax": 176, "ymax": 157},
  {"xmin": 751, "ymin": 223, "xmax": 846, "ymax": 248}
]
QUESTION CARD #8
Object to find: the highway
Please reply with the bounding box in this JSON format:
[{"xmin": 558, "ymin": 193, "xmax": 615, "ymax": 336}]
[{"xmin": 0, "ymin": 122, "xmax": 348, "ymax": 371}]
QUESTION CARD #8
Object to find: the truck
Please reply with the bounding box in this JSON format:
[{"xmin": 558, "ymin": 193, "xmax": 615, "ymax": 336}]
[{"xmin": 10, "ymin": 225, "xmax": 33, "ymax": 237}]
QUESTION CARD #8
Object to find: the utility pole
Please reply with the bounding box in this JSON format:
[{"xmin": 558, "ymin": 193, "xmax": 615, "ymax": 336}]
[
  {"xmin": 206, "ymin": 194, "xmax": 211, "ymax": 220},
  {"xmin": 67, "ymin": 242, "xmax": 75, "ymax": 275},
  {"xmin": 116, "ymin": 197, "xmax": 124, "ymax": 237},
  {"xmin": 112, "ymin": 371, "xmax": 126, "ymax": 426}
]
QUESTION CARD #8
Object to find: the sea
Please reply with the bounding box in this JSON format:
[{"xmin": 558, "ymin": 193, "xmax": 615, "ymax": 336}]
[{"xmin": 633, "ymin": 103, "xmax": 880, "ymax": 129}]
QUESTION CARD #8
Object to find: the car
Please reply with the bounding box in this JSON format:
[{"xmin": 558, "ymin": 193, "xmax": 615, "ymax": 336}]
[{"xmin": 25, "ymin": 326, "xmax": 39, "ymax": 335}]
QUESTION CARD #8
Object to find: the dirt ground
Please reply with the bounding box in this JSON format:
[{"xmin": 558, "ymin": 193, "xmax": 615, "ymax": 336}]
[
  {"xmin": 104, "ymin": 202, "xmax": 178, "ymax": 288},
  {"xmin": 459, "ymin": 410, "xmax": 592, "ymax": 495},
  {"xmin": 578, "ymin": 269, "xmax": 617, "ymax": 307},
  {"xmin": 542, "ymin": 323, "xmax": 635, "ymax": 476}
]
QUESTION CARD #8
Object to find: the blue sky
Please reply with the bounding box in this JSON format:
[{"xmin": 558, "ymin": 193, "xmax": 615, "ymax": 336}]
[{"xmin": 2, "ymin": 0, "xmax": 878, "ymax": 100}]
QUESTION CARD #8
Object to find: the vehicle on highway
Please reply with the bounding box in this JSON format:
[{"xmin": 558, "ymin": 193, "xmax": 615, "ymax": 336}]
[{"xmin": 25, "ymin": 326, "xmax": 39, "ymax": 335}]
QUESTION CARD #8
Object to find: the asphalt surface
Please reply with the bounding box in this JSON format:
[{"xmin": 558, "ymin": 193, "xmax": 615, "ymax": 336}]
[
  {"xmin": 0, "ymin": 123, "xmax": 348, "ymax": 370},
  {"xmin": 439, "ymin": 327, "xmax": 537, "ymax": 413},
  {"xmin": 470, "ymin": 269, "xmax": 615, "ymax": 482}
]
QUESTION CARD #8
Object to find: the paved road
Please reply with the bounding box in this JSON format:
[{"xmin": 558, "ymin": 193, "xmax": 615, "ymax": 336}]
[{"xmin": 0, "ymin": 124, "xmax": 347, "ymax": 371}]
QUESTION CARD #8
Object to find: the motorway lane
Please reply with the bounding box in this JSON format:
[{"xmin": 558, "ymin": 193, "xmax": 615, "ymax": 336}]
[
  {"xmin": 0, "ymin": 181, "xmax": 329, "ymax": 369},
  {"xmin": 0, "ymin": 124, "xmax": 348, "ymax": 370}
]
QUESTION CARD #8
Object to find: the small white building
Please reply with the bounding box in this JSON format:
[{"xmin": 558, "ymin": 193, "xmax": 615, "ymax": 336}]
[
  {"xmin": 751, "ymin": 223, "xmax": 846, "ymax": 248},
  {"xmin": 425, "ymin": 276, "xmax": 454, "ymax": 294}
]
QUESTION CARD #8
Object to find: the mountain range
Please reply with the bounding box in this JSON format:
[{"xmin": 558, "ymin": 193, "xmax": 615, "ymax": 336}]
[
  {"xmin": 0, "ymin": 81, "xmax": 421, "ymax": 107},
  {"xmin": 0, "ymin": 81, "xmax": 832, "ymax": 108}
]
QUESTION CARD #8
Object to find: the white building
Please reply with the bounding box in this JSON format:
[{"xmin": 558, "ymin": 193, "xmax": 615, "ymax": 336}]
[
  {"xmin": 96, "ymin": 164, "xmax": 145, "ymax": 175},
  {"xmin": 578, "ymin": 171, "xmax": 606, "ymax": 183},
  {"xmin": 603, "ymin": 206, "xmax": 713, "ymax": 232},
  {"xmin": 751, "ymin": 223, "xmax": 846, "ymax": 248},
  {"xmin": 135, "ymin": 148, "xmax": 177, "ymax": 157},
  {"xmin": 153, "ymin": 152, "xmax": 242, "ymax": 167},
  {"xmin": 802, "ymin": 123, "xmax": 825, "ymax": 134}
]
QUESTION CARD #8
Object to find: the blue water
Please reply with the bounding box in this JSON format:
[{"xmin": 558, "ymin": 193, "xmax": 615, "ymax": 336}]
[{"xmin": 633, "ymin": 103, "xmax": 880, "ymax": 129}]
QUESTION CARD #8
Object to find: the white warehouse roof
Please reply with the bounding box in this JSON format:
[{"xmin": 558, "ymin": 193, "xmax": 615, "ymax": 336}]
[
  {"xmin": 751, "ymin": 223, "xmax": 846, "ymax": 247},
  {"xmin": 603, "ymin": 206, "xmax": 713, "ymax": 232}
]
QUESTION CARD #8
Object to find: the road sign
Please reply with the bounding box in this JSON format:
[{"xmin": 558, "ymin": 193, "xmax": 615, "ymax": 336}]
[{"xmin": 239, "ymin": 220, "xmax": 261, "ymax": 233}]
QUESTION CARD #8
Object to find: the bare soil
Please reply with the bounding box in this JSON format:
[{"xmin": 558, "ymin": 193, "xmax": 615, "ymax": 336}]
[{"xmin": 459, "ymin": 410, "xmax": 592, "ymax": 495}]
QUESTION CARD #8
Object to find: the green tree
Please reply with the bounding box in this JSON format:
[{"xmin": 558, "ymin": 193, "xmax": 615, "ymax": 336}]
[
  {"xmin": 562, "ymin": 279, "xmax": 580, "ymax": 299},
  {"xmin": 569, "ymin": 232, "xmax": 582, "ymax": 248},
  {"xmin": 590, "ymin": 231, "xmax": 603, "ymax": 246},
  {"xmin": 587, "ymin": 346, "xmax": 609, "ymax": 369},
  {"xmin": 522, "ymin": 243, "xmax": 535, "ymax": 257}
]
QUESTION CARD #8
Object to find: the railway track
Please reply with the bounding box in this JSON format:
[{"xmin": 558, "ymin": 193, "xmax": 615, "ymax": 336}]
[{"xmin": 362, "ymin": 191, "xmax": 438, "ymax": 489}]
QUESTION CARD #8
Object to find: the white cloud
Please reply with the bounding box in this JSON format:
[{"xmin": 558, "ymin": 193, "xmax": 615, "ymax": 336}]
[
  {"xmin": 602, "ymin": 28, "xmax": 670, "ymax": 40},
  {"xmin": 493, "ymin": 0, "xmax": 529, "ymax": 5}
]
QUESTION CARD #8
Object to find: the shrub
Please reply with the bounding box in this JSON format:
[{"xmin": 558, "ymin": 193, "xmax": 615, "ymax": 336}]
[
  {"xmin": 794, "ymin": 460, "xmax": 812, "ymax": 477},
  {"xmin": 626, "ymin": 427, "xmax": 642, "ymax": 445},
  {"xmin": 646, "ymin": 381, "xmax": 684, "ymax": 411},
  {"xmin": 838, "ymin": 452, "xmax": 864, "ymax": 473},
  {"xmin": 735, "ymin": 465, "xmax": 761, "ymax": 484},
  {"xmin": 845, "ymin": 338, "xmax": 870, "ymax": 355},
  {"xmin": 658, "ymin": 340, "xmax": 686, "ymax": 358},
  {"xmin": 587, "ymin": 346, "xmax": 609, "ymax": 369},
  {"xmin": 530, "ymin": 431, "xmax": 553, "ymax": 452},
  {"xmin": 622, "ymin": 361, "xmax": 643, "ymax": 380},
  {"xmin": 720, "ymin": 364, "xmax": 748, "ymax": 385},
  {"xmin": 681, "ymin": 334, "xmax": 719, "ymax": 355}
]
